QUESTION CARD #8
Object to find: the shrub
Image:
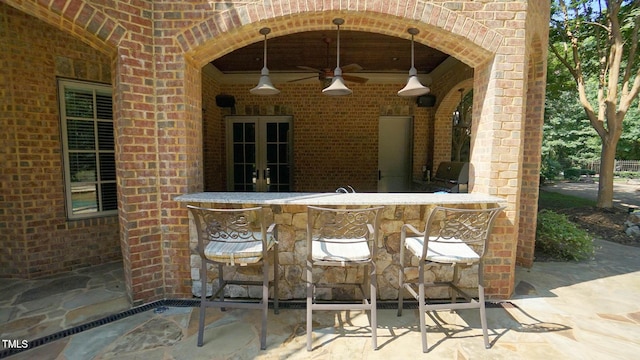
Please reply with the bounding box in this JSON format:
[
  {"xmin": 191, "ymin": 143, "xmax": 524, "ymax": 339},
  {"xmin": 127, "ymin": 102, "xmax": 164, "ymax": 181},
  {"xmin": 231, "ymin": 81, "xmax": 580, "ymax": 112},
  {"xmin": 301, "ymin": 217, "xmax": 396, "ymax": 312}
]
[
  {"xmin": 614, "ymin": 171, "xmax": 640, "ymax": 179},
  {"xmin": 563, "ymin": 168, "xmax": 596, "ymax": 181},
  {"xmin": 563, "ymin": 168, "xmax": 581, "ymax": 181},
  {"xmin": 541, "ymin": 158, "xmax": 563, "ymax": 181},
  {"xmin": 535, "ymin": 210, "xmax": 595, "ymax": 261}
]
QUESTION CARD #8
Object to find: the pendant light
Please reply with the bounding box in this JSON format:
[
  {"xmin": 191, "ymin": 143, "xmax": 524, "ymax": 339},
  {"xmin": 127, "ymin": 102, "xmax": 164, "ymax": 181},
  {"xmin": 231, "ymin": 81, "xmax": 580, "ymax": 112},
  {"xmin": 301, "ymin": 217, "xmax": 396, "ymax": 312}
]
[
  {"xmin": 397, "ymin": 28, "xmax": 430, "ymax": 97},
  {"xmin": 250, "ymin": 27, "xmax": 280, "ymax": 95},
  {"xmin": 323, "ymin": 18, "xmax": 352, "ymax": 96}
]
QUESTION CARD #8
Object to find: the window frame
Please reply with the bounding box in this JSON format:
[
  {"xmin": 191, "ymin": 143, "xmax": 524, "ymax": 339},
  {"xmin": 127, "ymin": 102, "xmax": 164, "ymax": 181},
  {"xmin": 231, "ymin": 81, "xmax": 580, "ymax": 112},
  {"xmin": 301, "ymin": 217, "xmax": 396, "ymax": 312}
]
[{"xmin": 58, "ymin": 79, "xmax": 117, "ymax": 220}]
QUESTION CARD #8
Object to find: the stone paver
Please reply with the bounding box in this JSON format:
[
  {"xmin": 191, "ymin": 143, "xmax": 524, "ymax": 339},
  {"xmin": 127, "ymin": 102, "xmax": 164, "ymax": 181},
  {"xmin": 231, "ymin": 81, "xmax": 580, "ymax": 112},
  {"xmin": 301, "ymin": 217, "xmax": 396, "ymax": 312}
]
[
  {"xmin": 2, "ymin": 240, "xmax": 640, "ymax": 359},
  {"xmin": 0, "ymin": 261, "xmax": 127, "ymax": 344}
]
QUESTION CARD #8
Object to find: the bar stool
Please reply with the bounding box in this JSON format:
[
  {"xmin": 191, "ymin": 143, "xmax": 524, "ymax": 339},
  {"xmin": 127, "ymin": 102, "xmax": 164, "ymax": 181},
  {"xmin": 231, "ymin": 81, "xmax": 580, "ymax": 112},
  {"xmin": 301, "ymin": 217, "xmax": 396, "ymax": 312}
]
[
  {"xmin": 187, "ymin": 205, "xmax": 279, "ymax": 350},
  {"xmin": 397, "ymin": 205, "xmax": 505, "ymax": 352},
  {"xmin": 306, "ymin": 205, "xmax": 383, "ymax": 351}
]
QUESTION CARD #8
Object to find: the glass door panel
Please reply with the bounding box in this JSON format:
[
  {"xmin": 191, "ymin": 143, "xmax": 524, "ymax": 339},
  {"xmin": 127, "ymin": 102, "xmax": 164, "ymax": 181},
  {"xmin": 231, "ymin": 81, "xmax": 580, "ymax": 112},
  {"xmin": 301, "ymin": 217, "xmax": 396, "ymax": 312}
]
[
  {"xmin": 226, "ymin": 116, "xmax": 292, "ymax": 192},
  {"xmin": 264, "ymin": 121, "xmax": 291, "ymax": 192},
  {"xmin": 229, "ymin": 121, "xmax": 257, "ymax": 191}
]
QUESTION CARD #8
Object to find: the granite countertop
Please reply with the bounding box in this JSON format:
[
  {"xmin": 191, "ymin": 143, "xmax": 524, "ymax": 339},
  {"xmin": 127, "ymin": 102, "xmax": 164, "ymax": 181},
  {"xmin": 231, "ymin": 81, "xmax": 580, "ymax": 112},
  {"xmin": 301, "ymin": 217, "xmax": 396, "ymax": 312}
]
[{"xmin": 174, "ymin": 192, "xmax": 505, "ymax": 205}]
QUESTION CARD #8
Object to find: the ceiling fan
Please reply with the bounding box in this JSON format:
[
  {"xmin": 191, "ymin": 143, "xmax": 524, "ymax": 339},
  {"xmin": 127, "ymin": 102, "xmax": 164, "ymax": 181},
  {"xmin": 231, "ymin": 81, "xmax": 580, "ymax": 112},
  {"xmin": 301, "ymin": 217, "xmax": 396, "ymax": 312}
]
[{"xmin": 288, "ymin": 36, "xmax": 369, "ymax": 85}]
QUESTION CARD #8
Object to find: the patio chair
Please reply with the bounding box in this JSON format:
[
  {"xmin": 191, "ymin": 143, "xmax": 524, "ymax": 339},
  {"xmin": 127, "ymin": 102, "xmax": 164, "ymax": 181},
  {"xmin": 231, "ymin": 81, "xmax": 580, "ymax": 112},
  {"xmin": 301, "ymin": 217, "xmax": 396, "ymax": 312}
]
[
  {"xmin": 397, "ymin": 205, "xmax": 505, "ymax": 353},
  {"xmin": 187, "ymin": 205, "xmax": 279, "ymax": 350},
  {"xmin": 306, "ymin": 205, "xmax": 383, "ymax": 351}
]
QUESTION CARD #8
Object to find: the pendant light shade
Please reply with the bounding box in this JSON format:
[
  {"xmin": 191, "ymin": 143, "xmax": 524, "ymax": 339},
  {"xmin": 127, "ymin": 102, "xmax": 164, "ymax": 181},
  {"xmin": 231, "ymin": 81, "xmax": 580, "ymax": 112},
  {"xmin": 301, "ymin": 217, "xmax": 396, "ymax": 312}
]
[
  {"xmin": 398, "ymin": 28, "xmax": 430, "ymax": 97},
  {"xmin": 251, "ymin": 68, "xmax": 279, "ymax": 95},
  {"xmin": 323, "ymin": 18, "xmax": 352, "ymax": 96},
  {"xmin": 323, "ymin": 67, "xmax": 352, "ymax": 96},
  {"xmin": 250, "ymin": 27, "xmax": 280, "ymax": 96}
]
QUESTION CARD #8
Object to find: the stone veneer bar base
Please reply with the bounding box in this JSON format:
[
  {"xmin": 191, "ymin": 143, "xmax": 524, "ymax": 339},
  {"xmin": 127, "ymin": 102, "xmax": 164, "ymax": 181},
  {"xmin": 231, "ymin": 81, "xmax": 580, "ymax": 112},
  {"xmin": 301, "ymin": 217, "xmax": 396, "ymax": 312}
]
[{"xmin": 176, "ymin": 192, "xmax": 505, "ymax": 301}]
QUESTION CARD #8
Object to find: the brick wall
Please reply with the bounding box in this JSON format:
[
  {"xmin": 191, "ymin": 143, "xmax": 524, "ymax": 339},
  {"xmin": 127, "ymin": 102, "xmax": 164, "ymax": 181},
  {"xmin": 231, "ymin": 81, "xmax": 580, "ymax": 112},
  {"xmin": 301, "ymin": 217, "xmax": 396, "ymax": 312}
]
[
  {"xmin": 202, "ymin": 65, "xmax": 225, "ymax": 191},
  {"xmin": 0, "ymin": 4, "xmax": 120, "ymax": 278},
  {"xmin": 2, "ymin": 0, "xmax": 550, "ymax": 302},
  {"xmin": 205, "ymin": 82, "xmax": 433, "ymax": 192}
]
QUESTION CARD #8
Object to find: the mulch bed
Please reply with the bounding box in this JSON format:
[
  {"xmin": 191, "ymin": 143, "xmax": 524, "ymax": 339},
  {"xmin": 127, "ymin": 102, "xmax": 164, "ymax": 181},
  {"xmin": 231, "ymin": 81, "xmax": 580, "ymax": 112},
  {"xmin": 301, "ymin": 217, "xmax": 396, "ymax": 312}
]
[{"xmin": 553, "ymin": 206, "xmax": 640, "ymax": 247}]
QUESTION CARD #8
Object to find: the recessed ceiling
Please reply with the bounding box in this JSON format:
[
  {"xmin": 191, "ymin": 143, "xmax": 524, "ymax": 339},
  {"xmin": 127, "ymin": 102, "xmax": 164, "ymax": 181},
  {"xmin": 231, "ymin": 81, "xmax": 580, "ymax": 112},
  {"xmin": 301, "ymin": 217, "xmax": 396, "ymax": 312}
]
[{"xmin": 212, "ymin": 31, "xmax": 449, "ymax": 75}]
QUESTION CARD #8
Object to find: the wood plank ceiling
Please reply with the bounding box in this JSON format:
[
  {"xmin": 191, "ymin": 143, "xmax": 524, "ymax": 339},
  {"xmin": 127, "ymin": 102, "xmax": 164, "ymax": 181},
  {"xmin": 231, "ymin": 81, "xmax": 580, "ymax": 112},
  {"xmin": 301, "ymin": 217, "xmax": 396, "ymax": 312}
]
[{"xmin": 212, "ymin": 30, "xmax": 449, "ymax": 81}]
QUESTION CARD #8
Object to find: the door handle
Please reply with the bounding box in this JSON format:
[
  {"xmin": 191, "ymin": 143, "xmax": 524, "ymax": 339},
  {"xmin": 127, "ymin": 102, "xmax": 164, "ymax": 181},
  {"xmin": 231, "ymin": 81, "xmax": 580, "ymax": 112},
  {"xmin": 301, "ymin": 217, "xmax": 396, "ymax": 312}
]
[
  {"xmin": 378, "ymin": 170, "xmax": 381, "ymax": 180},
  {"xmin": 264, "ymin": 168, "xmax": 270, "ymax": 185}
]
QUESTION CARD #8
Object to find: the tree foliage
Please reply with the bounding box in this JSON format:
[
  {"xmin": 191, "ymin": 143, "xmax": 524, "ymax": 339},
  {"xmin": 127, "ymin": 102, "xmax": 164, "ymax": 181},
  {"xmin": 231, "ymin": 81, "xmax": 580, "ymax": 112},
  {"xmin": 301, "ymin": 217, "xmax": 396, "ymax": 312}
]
[
  {"xmin": 451, "ymin": 89, "xmax": 472, "ymax": 162},
  {"xmin": 548, "ymin": 0, "xmax": 640, "ymax": 207},
  {"xmin": 618, "ymin": 104, "xmax": 640, "ymax": 159}
]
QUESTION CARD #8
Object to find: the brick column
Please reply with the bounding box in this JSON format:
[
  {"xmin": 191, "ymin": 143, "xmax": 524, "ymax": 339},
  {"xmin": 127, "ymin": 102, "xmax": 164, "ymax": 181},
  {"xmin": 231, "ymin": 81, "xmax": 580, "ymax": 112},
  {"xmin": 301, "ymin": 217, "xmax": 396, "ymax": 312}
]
[
  {"xmin": 157, "ymin": 58, "xmax": 203, "ymax": 299},
  {"xmin": 114, "ymin": 42, "xmax": 203, "ymax": 304},
  {"xmin": 471, "ymin": 55, "xmax": 525, "ymax": 298},
  {"xmin": 517, "ymin": 1, "xmax": 550, "ymax": 268},
  {"xmin": 113, "ymin": 42, "xmax": 165, "ymax": 304}
]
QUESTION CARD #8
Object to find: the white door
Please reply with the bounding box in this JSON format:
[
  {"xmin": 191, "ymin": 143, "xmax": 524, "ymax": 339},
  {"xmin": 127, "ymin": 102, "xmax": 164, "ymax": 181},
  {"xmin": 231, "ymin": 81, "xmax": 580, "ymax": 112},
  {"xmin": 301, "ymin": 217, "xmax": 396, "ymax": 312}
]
[
  {"xmin": 226, "ymin": 116, "xmax": 292, "ymax": 192},
  {"xmin": 378, "ymin": 116, "xmax": 413, "ymax": 192}
]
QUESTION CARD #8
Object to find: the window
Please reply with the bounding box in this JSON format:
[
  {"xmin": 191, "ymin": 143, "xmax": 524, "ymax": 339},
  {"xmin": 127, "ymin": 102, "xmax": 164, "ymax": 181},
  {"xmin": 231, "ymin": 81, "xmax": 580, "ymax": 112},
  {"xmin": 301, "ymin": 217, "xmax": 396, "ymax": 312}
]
[{"xmin": 59, "ymin": 79, "xmax": 116, "ymax": 219}]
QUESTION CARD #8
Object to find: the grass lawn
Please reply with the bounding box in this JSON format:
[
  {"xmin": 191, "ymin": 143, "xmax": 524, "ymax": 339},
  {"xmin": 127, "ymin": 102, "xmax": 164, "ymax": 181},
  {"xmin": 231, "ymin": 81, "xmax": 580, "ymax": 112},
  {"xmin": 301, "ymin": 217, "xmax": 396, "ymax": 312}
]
[{"xmin": 538, "ymin": 189, "xmax": 597, "ymax": 210}]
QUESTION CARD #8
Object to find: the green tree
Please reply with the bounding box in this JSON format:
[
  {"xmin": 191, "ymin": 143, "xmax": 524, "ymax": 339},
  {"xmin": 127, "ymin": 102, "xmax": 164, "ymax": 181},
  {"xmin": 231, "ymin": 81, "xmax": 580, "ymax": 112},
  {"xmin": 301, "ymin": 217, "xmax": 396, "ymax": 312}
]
[
  {"xmin": 549, "ymin": 0, "xmax": 640, "ymax": 207},
  {"xmin": 544, "ymin": 55, "xmax": 600, "ymax": 174},
  {"xmin": 617, "ymin": 104, "xmax": 640, "ymax": 159}
]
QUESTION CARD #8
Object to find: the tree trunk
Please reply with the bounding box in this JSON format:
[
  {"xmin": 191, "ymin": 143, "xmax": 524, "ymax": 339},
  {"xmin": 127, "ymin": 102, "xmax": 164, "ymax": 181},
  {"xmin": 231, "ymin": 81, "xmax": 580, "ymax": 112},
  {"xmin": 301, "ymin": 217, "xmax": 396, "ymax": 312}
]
[
  {"xmin": 597, "ymin": 138, "xmax": 618, "ymax": 208},
  {"xmin": 453, "ymin": 141, "xmax": 462, "ymax": 162},
  {"xmin": 452, "ymin": 129, "xmax": 469, "ymax": 162}
]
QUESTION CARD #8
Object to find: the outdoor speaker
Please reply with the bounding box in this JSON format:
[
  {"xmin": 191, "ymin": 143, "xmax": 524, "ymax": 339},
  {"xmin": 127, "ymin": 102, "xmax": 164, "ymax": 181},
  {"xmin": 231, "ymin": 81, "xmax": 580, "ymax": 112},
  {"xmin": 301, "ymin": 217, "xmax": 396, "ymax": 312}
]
[
  {"xmin": 215, "ymin": 94, "xmax": 236, "ymax": 108},
  {"xmin": 417, "ymin": 94, "xmax": 436, "ymax": 107}
]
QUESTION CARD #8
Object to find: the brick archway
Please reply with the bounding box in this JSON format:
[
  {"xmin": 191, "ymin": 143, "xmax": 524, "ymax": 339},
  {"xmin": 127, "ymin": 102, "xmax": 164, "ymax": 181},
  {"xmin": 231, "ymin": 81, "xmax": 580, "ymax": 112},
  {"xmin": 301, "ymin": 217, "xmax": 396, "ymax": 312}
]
[
  {"xmin": 2, "ymin": 0, "xmax": 550, "ymax": 303},
  {"xmin": 433, "ymin": 78, "xmax": 475, "ymax": 173},
  {"xmin": 169, "ymin": 6, "xmax": 510, "ymax": 302},
  {"xmin": 180, "ymin": 7, "xmax": 501, "ymax": 68},
  {"xmin": 1, "ymin": 0, "xmax": 125, "ymax": 55}
]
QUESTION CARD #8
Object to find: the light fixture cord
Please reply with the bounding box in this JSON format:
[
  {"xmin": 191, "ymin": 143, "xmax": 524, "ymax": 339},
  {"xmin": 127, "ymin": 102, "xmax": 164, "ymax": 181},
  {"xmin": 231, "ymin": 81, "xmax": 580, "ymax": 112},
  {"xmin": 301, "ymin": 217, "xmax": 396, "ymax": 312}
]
[
  {"xmin": 336, "ymin": 23, "xmax": 341, "ymax": 70},
  {"xmin": 410, "ymin": 33, "xmax": 415, "ymax": 70},
  {"xmin": 263, "ymin": 33, "xmax": 268, "ymax": 69}
]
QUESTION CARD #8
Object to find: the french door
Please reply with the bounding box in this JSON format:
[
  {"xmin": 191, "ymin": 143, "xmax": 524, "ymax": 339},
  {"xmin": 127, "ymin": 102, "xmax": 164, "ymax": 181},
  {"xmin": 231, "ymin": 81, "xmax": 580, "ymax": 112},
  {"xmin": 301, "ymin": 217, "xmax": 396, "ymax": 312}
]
[{"xmin": 226, "ymin": 116, "xmax": 292, "ymax": 192}]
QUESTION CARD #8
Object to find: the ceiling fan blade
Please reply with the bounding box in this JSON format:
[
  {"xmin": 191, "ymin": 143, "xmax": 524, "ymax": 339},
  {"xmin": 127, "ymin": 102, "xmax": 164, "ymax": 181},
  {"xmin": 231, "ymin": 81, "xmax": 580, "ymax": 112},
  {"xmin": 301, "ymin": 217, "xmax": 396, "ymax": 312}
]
[
  {"xmin": 287, "ymin": 75, "xmax": 318, "ymax": 83},
  {"xmin": 342, "ymin": 74, "xmax": 369, "ymax": 84},
  {"xmin": 341, "ymin": 63, "xmax": 363, "ymax": 73},
  {"xmin": 296, "ymin": 66, "xmax": 322, "ymax": 72}
]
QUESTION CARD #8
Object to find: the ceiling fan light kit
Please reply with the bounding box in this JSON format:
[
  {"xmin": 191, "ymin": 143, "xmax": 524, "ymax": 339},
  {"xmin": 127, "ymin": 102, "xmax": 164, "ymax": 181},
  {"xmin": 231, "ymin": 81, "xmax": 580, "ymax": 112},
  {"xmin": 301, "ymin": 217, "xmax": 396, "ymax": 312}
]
[
  {"xmin": 322, "ymin": 18, "xmax": 352, "ymax": 96},
  {"xmin": 397, "ymin": 28, "xmax": 430, "ymax": 97},
  {"xmin": 250, "ymin": 27, "xmax": 280, "ymax": 96}
]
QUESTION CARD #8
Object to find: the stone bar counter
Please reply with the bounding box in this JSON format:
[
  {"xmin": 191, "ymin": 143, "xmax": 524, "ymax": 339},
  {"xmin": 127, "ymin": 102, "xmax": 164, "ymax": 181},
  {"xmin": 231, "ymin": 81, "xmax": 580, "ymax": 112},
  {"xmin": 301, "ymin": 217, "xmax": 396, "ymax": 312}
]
[{"xmin": 175, "ymin": 192, "xmax": 506, "ymax": 300}]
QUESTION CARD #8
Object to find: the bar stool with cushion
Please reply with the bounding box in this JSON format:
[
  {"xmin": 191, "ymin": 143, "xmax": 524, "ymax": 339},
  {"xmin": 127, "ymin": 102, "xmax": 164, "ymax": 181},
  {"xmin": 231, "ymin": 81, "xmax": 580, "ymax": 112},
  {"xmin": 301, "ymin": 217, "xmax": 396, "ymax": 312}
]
[
  {"xmin": 306, "ymin": 205, "xmax": 383, "ymax": 351},
  {"xmin": 397, "ymin": 206, "xmax": 505, "ymax": 353},
  {"xmin": 187, "ymin": 205, "xmax": 279, "ymax": 350}
]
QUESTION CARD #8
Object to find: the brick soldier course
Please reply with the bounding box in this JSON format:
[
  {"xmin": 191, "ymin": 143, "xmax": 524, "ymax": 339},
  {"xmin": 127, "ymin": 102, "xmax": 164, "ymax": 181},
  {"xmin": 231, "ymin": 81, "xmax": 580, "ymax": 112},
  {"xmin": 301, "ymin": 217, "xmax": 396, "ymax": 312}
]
[{"xmin": 0, "ymin": 1, "xmax": 550, "ymax": 305}]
